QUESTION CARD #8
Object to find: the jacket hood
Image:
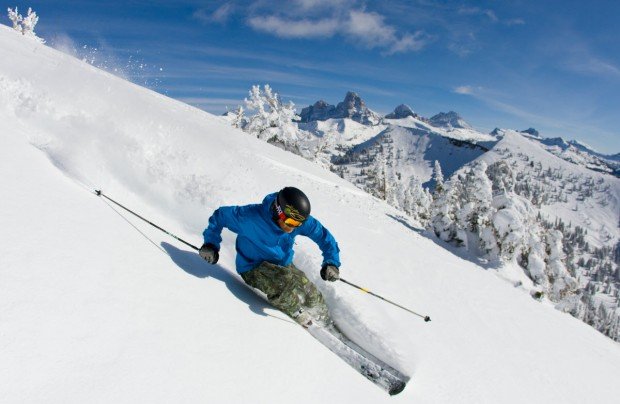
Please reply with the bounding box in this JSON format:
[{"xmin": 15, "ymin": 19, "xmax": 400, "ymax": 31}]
[{"xmin": 260, "ymin": 192, "xmax": 278, "ymax": 223}]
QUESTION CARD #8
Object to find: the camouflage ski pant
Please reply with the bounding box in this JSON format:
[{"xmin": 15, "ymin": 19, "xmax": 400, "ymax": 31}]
[{"xmin": 241, "ymin": 261, "xmax": 329, "ymax": 323}]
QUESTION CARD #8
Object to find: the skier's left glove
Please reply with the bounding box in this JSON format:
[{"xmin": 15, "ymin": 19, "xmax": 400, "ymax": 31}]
[{"xmin": 321, "ymin": 264, "xmax": 340, "ymax": 282}]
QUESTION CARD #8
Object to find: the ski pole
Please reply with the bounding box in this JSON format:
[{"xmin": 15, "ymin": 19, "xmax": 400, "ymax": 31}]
[
  {"xmin": 339, "ymin": 278, "xmax": 431, "ymax": 322},
  {"xmin": 94, "ymin": 190, "xmax": 200, "ymax": 251}
]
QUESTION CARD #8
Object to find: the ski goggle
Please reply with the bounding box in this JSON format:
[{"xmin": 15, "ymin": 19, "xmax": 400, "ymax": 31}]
[{"xmin": 275, "ymin": 203, "xmax": 305, "ymax": 227}]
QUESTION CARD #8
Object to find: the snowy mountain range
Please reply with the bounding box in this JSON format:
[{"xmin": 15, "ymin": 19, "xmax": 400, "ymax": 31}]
[
  {"xmin": 296, "ymin": 92, "xmax": 619, "ymax": 178},
  {"xmin": 230, "ymin": 88, "xmax": 620, "ymax": 342},
  {"xmin": 2, "ymin": 24, "xmax": 620, "ymax": 403}
]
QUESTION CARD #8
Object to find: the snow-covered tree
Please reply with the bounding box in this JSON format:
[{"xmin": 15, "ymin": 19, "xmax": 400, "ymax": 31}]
[
  {"xmin": 486, "ymin": 160, "xmax": 515, "ymax": 195},
  {"xmin": 243, "ymin": 84, "xmax": 301, "ymax": 151},
  {"xmin": 7, "ymin": 6, "xmax": 20, "ymax": 30},
  {"xmin": 456, "ymin": 161, "xmax": 493, "ymax": 234},
  {"xmin": 7, "ymin": 7, "xmax": 44, "ymax": 43},
  {"xmin": 432, "ymin": 160, "xmax": 444, "ymax": 195},
  {"xmin": 490, "ymin": 194, "xmax": 530, "ymax": 259},
  {"xmin": 244, "ymin": 85, "xmax": 269, "ymax": 136},
  {"xmin": 230, "ymin": 105, "xmax": 245, "ymax": 129},
  {"xmin": 361, "ymin": 146, "xmax": 386, "ymax": 200},
  {"xmin": 545, "ymin": 229, "xmax": 577, "ymax": 300},
  {"xmin": 434, "ymin": 161, "xmax": 496, "ymax": 252},
  {"xmin": 430, "ymin": 160, "xmax": 453, "ymax": 238},
  {"xmin": 523, "ymin": 225, "xmax": 547, "ymax": 287},
  {"xmin": 430, "ymin": 176, "xmax": 461, "ymax": 242},
  {"xmin": 403, "ymin": 176, "xmax": 431, "ymax": 225}
]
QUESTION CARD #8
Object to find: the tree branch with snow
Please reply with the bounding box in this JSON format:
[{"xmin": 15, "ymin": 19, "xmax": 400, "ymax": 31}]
[{"xmin": 7, "ymin": 6, "xmax": 44, "ymax": 43}]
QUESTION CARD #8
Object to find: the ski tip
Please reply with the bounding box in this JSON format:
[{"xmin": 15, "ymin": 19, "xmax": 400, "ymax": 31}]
[{"xmin": 389, "ymin": 380, "xmax": 407, "ymax": 396}]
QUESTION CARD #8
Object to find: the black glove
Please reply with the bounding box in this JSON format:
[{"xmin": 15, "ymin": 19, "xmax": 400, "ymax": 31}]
[
  {"xmin": 320, "ymin": 264, "xmax": 339, "ymax": 282},
  {"xmin": 199, "ymin": 243, "xmax": 219, "ymax": 264}
]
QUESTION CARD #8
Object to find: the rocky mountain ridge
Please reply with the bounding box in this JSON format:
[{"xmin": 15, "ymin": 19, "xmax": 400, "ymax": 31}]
[{"xmin": 299, "ymin": 91, "xmax": 381, "ymax": 125}]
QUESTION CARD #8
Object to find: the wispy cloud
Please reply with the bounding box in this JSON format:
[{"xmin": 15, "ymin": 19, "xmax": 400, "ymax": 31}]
[
  {"xmin": 452, "ymin": 84, "xmax": 619, "ymax": 149},
  {"xmin": 565, "ymin": 55, "xmax": 620, "ymax": 78},
  {"xmin": 505, "ymin": 18, "xmax": 525, "ymax": 26},
  {"xmin": 158, "ymin": 84, "xmax": 248, "ymax": 95},
  {"xmin": 346, "ymin": 10, "xmax": 429, "ymax": 54},
  {"xmin": 453, "ymin": 85, "xmax": 559, "ymax": 125},
  {"xmin": 193, "ymin": 3, "xmax": 235, "ymax": 24},
  {"xmin": 458, "ymin": 7, "xmax": 497, "ymax": 22},
  {"xmin": 147, "ymin": 59, "xmax": 399, "ymax": 99},
  {"xmin": 246, "ymin": 4, "xmax": 429, "ymax": 54},
  {"xmin": 485, "ymin": 10, "xmax": 499, "ymax": 23},
  {"xmin": 457, "ymin": 6, "xmax": 522, "ymax": 25},
  {"xmin": 540, "ymin": 31, "xmax": 620, "ymax": 80},
  {"xmin": 445, "ymin": 31, "xmax": 478, "ymax": 57},
  {"xmin": 453, "ymin": 85, "xmax": 476, "ymax": 95},
  {"xmin": 293, "ymin": 0, "xmax": 353, "ymax": 11},
  {"xmin": 248, "ymin": 16, "xmax": 339, "ymax": 38}
]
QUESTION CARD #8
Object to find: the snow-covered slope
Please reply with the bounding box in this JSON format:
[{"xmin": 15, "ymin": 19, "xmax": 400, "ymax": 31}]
[
  {"xmin": 384, "ymin": 114, "xmax": 497, "ymax": 143},
  {"xmin": 2, "ymin": 25, "xmax": 620, "ymax": 404},
  {"xmin": 297, "ymin": 117, "xmax": 386, "ymax": 165},
  {"xmin": 480, "ymin": 130, "xmax": 620, "ymax": 248},
  {"xmin": 333, "ymin": 125, "xmax": 487, "ymax": 192},
  {"xmin": 536, "ymin": 136, "xmax": 620, "ymax": 177}
]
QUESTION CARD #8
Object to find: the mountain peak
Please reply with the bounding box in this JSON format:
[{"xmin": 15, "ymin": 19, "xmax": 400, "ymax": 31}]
[
  {"xmin": 429, "ymin": 111, "xmax": 472, "ymax": 129},
  {"xmin": 299, "ymin": 99, "xmax": 336, "ymax": 122},
  {"xmin": 520, "ymin": 128, "xmax": 540, "ymax": 138},
  {"xmin": 299, "ymin": 92, "xmax": 380, "ymax": 125},
  {"xmin": 343, "ymin": 91, "xmax": 361, "ymax": 101},
  {"xmin": 385, "ymin": 104, "xmax": 416, "ymax": 119}
]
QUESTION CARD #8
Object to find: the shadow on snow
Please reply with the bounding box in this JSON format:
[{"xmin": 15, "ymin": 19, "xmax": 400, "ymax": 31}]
[
  {"xmin": 385, "ymin": 213, "xmax": 500, "ymax": 271},
  {"xmin": 161, "ymin": 242, "xmax": 293, "ymax": 324}
]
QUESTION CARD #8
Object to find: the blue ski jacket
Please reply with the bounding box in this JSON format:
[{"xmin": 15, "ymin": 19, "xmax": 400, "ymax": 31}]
[{"xmin": 202, "ymin": 192, "xmax": 341, "ymax": 274}]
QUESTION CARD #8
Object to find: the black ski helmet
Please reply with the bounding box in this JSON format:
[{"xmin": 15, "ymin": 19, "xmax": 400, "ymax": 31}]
[{"xmin": 276, "ymin": 187, "xmax": 311, "ymax": 222}]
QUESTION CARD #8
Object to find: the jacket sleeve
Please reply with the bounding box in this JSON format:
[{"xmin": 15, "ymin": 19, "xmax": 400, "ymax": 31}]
[
  {"xmin": 300, "ymin": 216, "xmax": 341, "ymax": 268},
  {"xmin": 202, "ymin": 206, "xmax": 246, "ymax": 250}
]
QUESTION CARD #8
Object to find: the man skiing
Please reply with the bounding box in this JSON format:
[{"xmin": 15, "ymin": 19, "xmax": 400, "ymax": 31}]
[{"xmin": 199, "ymin": 187, "xmax": 341, "ymax": 327}]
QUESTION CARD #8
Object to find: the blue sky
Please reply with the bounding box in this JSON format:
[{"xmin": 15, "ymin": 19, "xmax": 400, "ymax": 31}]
[{"xmin": 11, "ymin": 0, "xmax": 620, "ymax": 153}]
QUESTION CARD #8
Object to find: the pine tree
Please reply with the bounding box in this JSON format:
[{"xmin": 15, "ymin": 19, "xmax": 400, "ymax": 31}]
[
  {"xmin": 403, "ymin": 176, "xmax": 431, "ymax": 225},
  {"xmin": 486, "ymin": 160, "xmax": 515, "ymax": 194},
  {"xmin": 7, "ymin": 7, "xmax": 21, "ymax": 30},
  {"xmin": 430, "ymin": 177, "xmax": 460, "ymax": 242},
  {"xmin": 231, "ymin": 105, "xmax": 245, "ymax": 129},
  {"xmin": 545, "ymin": 229, "xmax": 577, "ymax": 300},
  {"xmin": 432, "ymin": 160, "xmax": 444, "ymax": 195},
  {"xmin": 456, "ymin": 161, "xmax": 493, "ymax": 234},
  {"xmin": 244, "ymin": 85, "xmax": 269, "ymax": 137}
]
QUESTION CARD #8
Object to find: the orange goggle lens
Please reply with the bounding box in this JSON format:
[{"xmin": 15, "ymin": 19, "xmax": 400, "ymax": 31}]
[{"xmin": 284, "ymin": 217, "xmax": 303, "ymax": 227}]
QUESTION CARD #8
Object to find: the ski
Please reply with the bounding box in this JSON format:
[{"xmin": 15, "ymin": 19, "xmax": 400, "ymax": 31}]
[
  {"xmin": 306, "ymin": 323, "xmax": 408, "ymax": 396},
  {"xmin": 243, "ymin": 284, "xmax": 409, "ymax": 395}
]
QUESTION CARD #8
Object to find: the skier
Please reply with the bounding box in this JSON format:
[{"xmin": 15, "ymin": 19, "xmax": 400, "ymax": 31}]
[{"xmin": 199, "ymin": 187, "xmax": 341, "ymax": 327}]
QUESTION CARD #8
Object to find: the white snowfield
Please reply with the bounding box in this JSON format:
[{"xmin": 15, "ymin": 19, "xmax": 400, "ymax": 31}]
[{"xmin": 1, "ymin": 25, "xmax": 620, "ymax": 403}]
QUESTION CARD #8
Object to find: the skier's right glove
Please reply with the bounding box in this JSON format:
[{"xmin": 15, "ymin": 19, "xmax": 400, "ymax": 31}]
[
  {"xmin": 199, "ymin": 243, "xmax": 219, "ymax": 264},
  {"xmin": 320, "ymin": 264, "xmax": 340, "ymax": 282}
]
